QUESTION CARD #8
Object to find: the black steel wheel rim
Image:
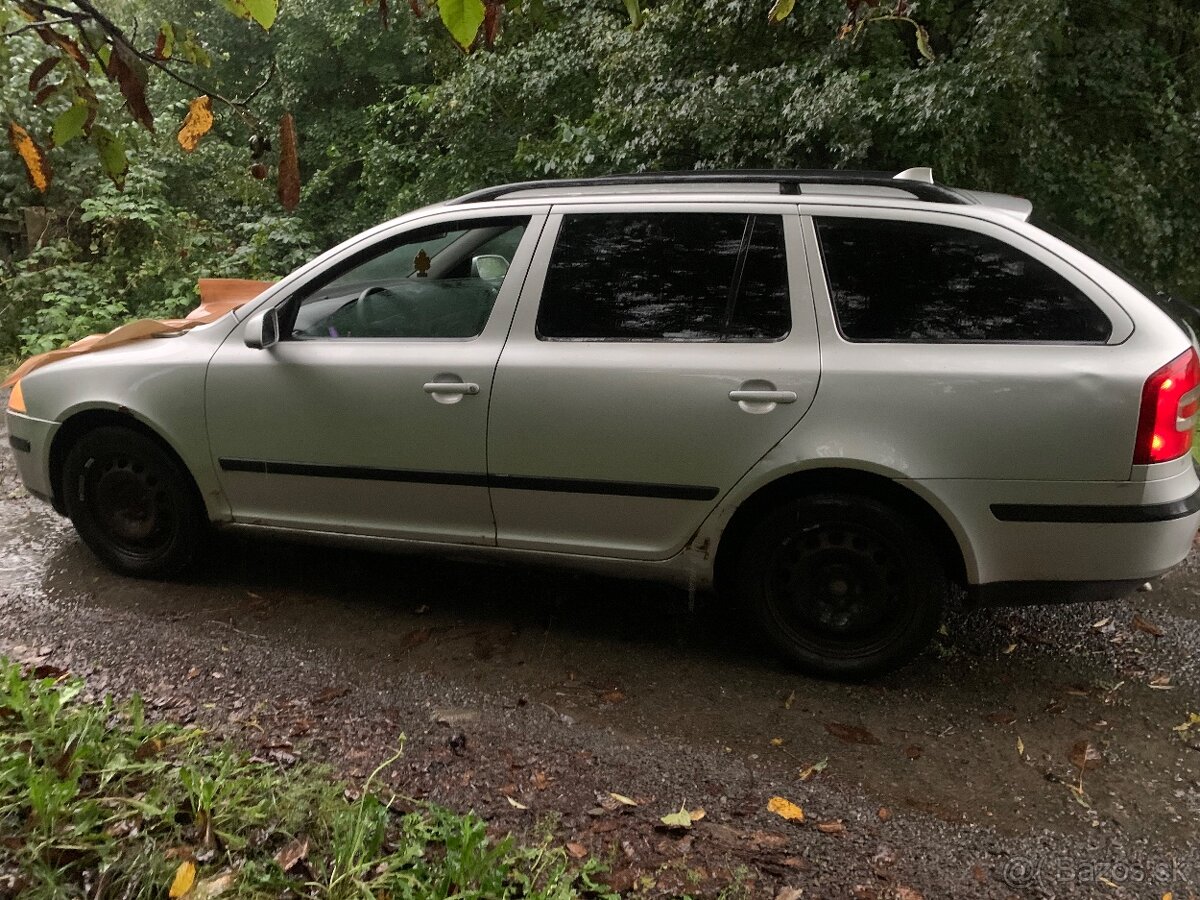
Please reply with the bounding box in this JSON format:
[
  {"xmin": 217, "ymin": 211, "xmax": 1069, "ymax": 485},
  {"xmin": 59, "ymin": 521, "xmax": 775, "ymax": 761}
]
[
  {"xmin": 87, "ymin": 454, "xmax": 177, "ymax": 559},
  {"xmin": 765, "ymin": 520, "xmax": 912, "ymax": 659}
]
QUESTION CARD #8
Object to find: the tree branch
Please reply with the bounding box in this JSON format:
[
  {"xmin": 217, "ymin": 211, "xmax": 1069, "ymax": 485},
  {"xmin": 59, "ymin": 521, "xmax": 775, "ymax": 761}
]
[
  {"xmin": 66, "ymin": 0, "xmax": 263, "ymax": 127},
  {"xmin": 3, "ymin": 16, "xmax": 78, "ymax": 38}
]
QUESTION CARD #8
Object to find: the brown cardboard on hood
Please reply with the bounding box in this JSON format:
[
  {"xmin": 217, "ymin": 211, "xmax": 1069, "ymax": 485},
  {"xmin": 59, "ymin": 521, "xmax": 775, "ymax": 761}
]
[{"xmin": 2, "ymin": 279, "xmax": 274, "ymax": 389}]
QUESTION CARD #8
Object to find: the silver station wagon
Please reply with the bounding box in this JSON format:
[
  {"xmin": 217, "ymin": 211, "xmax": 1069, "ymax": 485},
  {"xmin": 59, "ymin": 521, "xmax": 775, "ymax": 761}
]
[{"xmin": 7, "ymin": 169, "xmax": 1200, "ymax": 677}]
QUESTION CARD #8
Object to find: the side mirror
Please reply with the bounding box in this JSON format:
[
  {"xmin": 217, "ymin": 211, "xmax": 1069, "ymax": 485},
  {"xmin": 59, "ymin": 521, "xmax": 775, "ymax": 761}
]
[
  {"xmin": 470, "ymin": 254, "xmax": 509, "ymax": 280},
  {"xmin": 244, "ymin": 307, "xmax": 280, "ymax": 350}
]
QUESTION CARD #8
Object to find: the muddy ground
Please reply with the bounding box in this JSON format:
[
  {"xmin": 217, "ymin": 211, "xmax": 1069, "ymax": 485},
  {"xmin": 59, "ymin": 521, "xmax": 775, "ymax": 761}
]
[{"xmin": 1, "ymin": 417, "xmax": 1198, "ymax": 898}]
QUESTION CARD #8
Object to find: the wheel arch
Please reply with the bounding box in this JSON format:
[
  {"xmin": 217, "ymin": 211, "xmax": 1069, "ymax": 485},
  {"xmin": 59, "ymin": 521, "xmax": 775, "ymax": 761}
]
[
  {"xmin": 712, "ymin": 467, "xmax": 973, "ymax": 598},
  {"xmin": 49, "ymin": 407, "xmax": 207, "ymax": 518}
]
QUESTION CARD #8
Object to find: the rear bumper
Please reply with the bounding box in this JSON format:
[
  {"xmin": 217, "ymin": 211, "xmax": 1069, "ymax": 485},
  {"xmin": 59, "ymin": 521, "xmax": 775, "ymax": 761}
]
[
  {"xmin": 919, "ymin": 462, "xmax": 1200, "ymax": 585},
  {"xmin": 5, "ymin": 410, "xmax": 59, "ymax": 506}
]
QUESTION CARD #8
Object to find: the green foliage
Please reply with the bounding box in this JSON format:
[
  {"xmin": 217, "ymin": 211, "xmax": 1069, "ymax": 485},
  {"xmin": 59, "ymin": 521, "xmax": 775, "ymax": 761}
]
[
  {"xmin": 2, "ymin": 162, "xmax": 317, "ymax": 356},
  {"xmin": 0, "ymin": 658, "xmax": 613, "ymax": 899},
  {"xmin": 2, "ymin": 0, "xmax": 1199, "ymax": 362},
  {"xmin": 357, "ymin": 0, "xmax": 1200, "ymax": 300}
]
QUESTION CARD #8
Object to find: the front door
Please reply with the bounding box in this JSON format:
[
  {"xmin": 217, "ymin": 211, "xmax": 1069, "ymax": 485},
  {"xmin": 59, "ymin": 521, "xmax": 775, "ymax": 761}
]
[
  {"xmin": 205, "ymin": 211, "xmax": 544, "ymax": 544},
  {"xmin": 488, "ymin": 205, "xmax": 820, "ymax": 559}
]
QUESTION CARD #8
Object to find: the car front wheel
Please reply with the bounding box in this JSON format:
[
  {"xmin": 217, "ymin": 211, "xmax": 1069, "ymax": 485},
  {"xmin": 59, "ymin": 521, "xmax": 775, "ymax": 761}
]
[
  {"xmin": 736, "ymin": 494, "xmax": 947, "ymax": 679},
  {"xmin": 61, "ymin": 426, "xmax": 206, "ymax": 577}
]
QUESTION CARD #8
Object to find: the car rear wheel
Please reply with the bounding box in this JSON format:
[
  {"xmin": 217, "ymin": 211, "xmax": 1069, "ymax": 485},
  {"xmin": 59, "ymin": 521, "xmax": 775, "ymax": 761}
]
[
  {"xmin": 736, "ymin": 494, "xmax": 946, "ymax": 679},
  {"xmin": 62, "ymin": 426, "xmax": 205, "ymax": 577}
]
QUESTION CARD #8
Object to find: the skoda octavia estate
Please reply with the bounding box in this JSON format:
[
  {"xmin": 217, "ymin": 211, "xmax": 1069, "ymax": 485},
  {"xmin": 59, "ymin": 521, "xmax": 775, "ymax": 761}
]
[{"xmin": 7, "ymin": 168, "xmax": 1200, "ymax": 678}]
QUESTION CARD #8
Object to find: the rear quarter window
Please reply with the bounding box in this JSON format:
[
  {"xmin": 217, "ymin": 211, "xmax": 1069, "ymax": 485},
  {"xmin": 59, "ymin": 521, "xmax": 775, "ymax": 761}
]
[{"xmin": 815, "ymin": 217, "xmax": 1112, "ymax": 343}]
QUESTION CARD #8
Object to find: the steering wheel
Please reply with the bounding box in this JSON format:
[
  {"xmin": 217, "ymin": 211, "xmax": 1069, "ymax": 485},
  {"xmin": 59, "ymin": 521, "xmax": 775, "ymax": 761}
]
[{"xmin": 352, "ymin": 285, "xmax": 391, "ymax": 335}]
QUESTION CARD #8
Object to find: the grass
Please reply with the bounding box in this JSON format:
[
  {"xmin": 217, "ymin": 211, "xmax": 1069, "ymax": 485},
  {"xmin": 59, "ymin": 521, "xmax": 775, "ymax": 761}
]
[{"xmin": 0, "ymin": 658, "xmax": 614, "ymax": 899}]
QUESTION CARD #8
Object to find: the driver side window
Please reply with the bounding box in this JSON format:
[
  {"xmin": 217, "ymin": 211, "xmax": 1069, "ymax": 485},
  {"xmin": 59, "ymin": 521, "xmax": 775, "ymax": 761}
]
[{"xmin": 291, "ymin": 217, "xmax": 530, "ymax": 339}]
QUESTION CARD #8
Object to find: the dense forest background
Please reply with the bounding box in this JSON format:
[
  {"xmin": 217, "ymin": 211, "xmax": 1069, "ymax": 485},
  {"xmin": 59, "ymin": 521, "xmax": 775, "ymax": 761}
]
[{"xmin": 1, "ymin": 0, "xmax": 1198, "ymax": 361}]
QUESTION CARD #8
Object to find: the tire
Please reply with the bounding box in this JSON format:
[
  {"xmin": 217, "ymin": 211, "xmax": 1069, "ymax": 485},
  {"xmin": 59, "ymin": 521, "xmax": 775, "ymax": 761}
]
[
  {"xmin": 61, "ymin": 426, "xmax": 206, "ymax": 577},
  {"xmin": 735, "ymin": 493, "xmax": 946, "ymax": 679}
]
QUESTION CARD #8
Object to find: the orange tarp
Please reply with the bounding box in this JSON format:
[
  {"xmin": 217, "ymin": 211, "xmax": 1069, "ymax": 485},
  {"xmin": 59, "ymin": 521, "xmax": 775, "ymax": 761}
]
[{"xmin": 2, "ymin": 279, "xmax": 274, "ymax": 389}]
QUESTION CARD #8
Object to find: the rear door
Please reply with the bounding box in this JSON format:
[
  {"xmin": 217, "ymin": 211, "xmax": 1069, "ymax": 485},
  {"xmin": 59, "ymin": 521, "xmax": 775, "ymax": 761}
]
[{"xmin": 487, "ymin": 203, "xmax": 819, "ymax": 559}]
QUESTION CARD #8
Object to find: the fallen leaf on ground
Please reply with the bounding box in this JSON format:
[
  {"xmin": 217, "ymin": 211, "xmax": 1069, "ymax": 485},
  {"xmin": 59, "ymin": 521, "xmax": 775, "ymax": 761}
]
[
  {"xmin": 531, "ymin": 771, "xmax": 551, "ymax": 791},
  {"xmin": 398, "ymin": 627, "xmax": 431, "ymax": 651},
  {"xmin": 824, "ymin": 722, "xmax": 880, "ymax": 745},
  {"xmin": 191, "ymin": 870, "xmax": 238, "ymax": 899},
  {"xmin": 775, "ymin": 888, "xmax": 804, "ymax": 900},
  {"xmin": 1069, "ymin": 740, "xmax": 1104, "ymax": 771},
  {"xmin": 1148, "ymin": 675, "xmax": 1174, "ymax": 690},
  {"xmin": 1172, "ymin": 712, "xmax": 1200, "ymax": 733},
  {"xmin": 274, "ymin": 836, "xmax": 308, "ymax": 872},
  {"xmin": 660, "ymin": 804, "xmax": 703, "ymax": 828},
  {"xmin": 797, "ymin": 757, "xmax": 828, "ymax": 781},
  {"xmin": 896, "ymin": 887, "xmax": 924, "ymax": 900},
  {"xmin": 783, "ymin": 690, "xmax": 796, "ymax": 709},
  {"xmin": 314, "ymin": 686, "xmax": 350, "ymax": 703},
  {"xmin": 1002, "ymin": 643, "xmax": 1017, "ymax": 654},
  {"xmin": 816, "ymin": 820, "xmax": 846, "ymax": 835},
  {"xmin": 506, "ymin": 796, "xmax": 528, "ymax": 810},
  {"xmin": 877, "ymin": 806, "xmax": 892, "ymax": 821},
  {"xmin": 1017, "ymin": 736, "xmax": 1025, "ymax": 756},
  {"xmin": 767, "ymin": 796, "xmax": 805, "ymax": 822},
  {"xmin": 566, "ymin": 842, "xmax": 587, "ymax": 859},
  {"xmin": 169, "ymin": 860, "xmax": 196, "ymax": 898},
  {"xmin": 1131, "ymin": 613, "xmax": 1165, "ymax": 637},
  {"xmin": 770, "ymin": 737, "xmax": 785, "ymax": 746},
  {"xmin": 608, "ymin": 792, "xmax": 637, "ymax": 807},
  {"xmin": 600, "ymin": 689, "xmax": 625, "ymax": 703},
  {"xmin": 1091, "ymin": 616, "xmax": 1112, "ymax": 630}
]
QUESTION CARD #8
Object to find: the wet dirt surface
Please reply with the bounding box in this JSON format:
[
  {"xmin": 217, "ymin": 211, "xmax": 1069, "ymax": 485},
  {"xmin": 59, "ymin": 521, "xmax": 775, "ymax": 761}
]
[{"xmin": 2, "ymin": 417, "xmax": 1199, "ymax": 897}]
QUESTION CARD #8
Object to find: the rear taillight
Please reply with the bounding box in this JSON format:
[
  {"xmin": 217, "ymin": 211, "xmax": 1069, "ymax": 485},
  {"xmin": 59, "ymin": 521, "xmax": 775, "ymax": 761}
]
[{"xmin": 1134, "ymin": 347, "xmax": 1200, "ymax": 465}]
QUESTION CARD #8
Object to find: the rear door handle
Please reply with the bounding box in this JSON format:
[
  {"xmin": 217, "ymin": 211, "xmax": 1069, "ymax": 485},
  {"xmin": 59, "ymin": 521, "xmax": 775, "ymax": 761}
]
[
  {"xmin": 729, "ymin": 390, "xmax": 797, "ymax": 404},
  {"xmin": 423, "ymin": 382, "xmax": 480, "ymax": 395}
]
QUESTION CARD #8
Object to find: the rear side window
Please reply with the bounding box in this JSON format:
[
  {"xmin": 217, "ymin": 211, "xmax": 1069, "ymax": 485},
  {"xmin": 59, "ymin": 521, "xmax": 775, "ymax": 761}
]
[
  {"xmin": 815, "ymin": 217, "xmax": 1112, "ymax": 343},
  {"xmin": 537, "ymin": 213, "xmax": 790, "ymax": 341}
]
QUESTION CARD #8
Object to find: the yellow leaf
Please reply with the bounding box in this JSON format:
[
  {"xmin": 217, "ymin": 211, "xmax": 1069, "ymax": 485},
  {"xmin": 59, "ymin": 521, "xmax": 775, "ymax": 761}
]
[
  {"xmin": 169, "ymin": 860, "xmax": 196, "ymax": 898},
  {"xmin": 768, "ymin": 0, "xmax": 795, "ymax": 24},
  {"xmin": 608, "ymin": 792, "xmax": 637, "ymax": 806},
  {"xmin": 767, "ymin": 796, "xmax": 805, "ymax": 823},
  {"xmin": 192, "ymin": 870, "xmax": 237, "ymax": 899},
  {"xmin": 1016, "ymin": 736, "xmax": 1024, "ymax": 756},
  {"xmin": 8, "ymin": 122, "xmax": 51, "ymax": 192},
  {"xmin": 1172, "ymin": 712, "xmax": 1200, "ymax": 733},
  {"xmin": 505, "ymin": 796, "xmax": 528, "ymax": 810},
  {"xmin": 798, "ymin": 757, "xmax": 828, "ymax": 781},
  {"xmin": 660, "ymin": 804, "xmax": 698, "ymax": 828},
  {"xmin": 770, "ymin": 737, "xmax": 784, "ymax": 746},
  {"xmin": 177, "ymin": 95, "xmax": 214, "ymax": 152}
]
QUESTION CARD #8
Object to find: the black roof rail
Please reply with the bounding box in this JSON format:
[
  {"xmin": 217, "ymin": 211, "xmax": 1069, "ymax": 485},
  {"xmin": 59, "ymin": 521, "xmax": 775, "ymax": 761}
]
[{"xmin": 447, "ymin": 169, "xmax": 972, "ymax": 206}]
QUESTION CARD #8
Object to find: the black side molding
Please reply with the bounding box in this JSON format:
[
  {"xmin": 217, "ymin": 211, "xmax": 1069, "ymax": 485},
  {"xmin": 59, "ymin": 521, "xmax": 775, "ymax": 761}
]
[
  {"xmin": 991, "ymin": 487, "xmax": 1200, "ymax": 524},
  {"xmin": 8, "ymin": 435, "xmax": 31, "ymax": 453},
  {"xmin": 217, "ymin": 458, "xmax": 719, "ymax": 502},
  {"xmin": 970, "ymin": 579, "xmax": 1146, "ymax": 607}
]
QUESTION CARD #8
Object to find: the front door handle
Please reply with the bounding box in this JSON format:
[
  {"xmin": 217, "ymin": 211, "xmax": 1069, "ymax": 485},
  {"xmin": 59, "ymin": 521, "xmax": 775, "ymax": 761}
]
[
  {"xmin": 423, "ymin": 382, "xmax": 480, "ymax": 395},
  {"xmin": 729, "ymin": 390, "xmax": 797, "ymax": 404}
]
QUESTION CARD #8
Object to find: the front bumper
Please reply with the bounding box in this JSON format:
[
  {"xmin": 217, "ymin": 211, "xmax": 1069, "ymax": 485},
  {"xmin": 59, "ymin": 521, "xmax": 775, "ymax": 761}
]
[{"xmin": 5, "ymin": 410, "xmax": 59, "ymax": 506}]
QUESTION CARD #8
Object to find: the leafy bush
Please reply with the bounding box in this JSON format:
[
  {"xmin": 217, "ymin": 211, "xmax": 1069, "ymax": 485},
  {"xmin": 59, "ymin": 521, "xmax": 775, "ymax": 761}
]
[
  {"xmin": 2, "ymin": 164, "xmax": 317, "ymax": 358},
  {"xmin": 0, "ymin": 658, "xmax": 613, "ymax": 899}
]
